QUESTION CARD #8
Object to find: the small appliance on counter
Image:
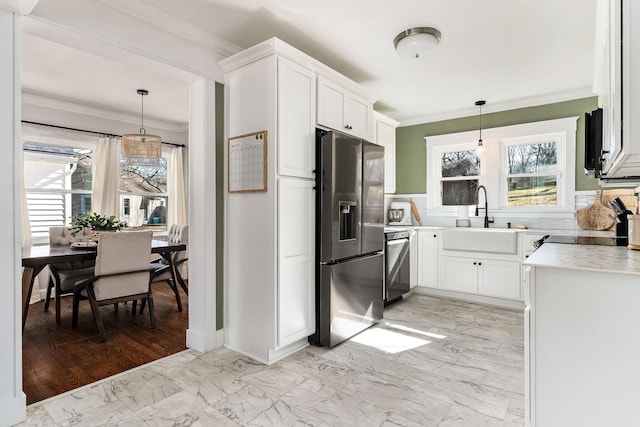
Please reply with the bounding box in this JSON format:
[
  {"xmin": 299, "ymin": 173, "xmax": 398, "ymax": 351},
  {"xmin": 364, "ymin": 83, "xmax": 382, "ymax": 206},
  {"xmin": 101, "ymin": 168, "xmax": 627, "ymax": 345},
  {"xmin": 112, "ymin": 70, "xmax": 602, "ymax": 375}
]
[
  {"xmin": 608, "ymin": 196, "xmax": 632, "ymax": 246},
  {"xmin": 388, "ymin": 201, "xmax": 412, "ymax": 226}
]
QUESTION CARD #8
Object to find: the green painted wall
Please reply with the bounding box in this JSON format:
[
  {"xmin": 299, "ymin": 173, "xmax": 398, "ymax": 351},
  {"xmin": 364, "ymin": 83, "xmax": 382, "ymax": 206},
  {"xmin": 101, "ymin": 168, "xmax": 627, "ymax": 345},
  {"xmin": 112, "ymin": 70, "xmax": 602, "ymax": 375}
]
[
  {"xmin": 216, "ymin": 82, "xmax": 224, "ymax": 330},
  {"xmin": 395, "ymin": 97, "xmax": 600, "ymax": 194}
]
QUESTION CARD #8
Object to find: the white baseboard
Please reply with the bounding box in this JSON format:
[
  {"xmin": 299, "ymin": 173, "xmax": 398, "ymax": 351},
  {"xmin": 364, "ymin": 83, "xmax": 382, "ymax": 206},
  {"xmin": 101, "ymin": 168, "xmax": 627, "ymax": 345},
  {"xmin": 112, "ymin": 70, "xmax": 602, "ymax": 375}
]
[
  {"xmin": 225, "ymin": 338, "xmax": 309, "ymax": 366},
  {"xmin": 0, "ymin": 392, "xmax": 26, "ymax": 427},
  {"xmin": 413, "ymin": 287, "xmax": 525, "ymax": 310},
  {"xmin": 186, "ymin": 327, "xmax": 224, "ymax": 353}
]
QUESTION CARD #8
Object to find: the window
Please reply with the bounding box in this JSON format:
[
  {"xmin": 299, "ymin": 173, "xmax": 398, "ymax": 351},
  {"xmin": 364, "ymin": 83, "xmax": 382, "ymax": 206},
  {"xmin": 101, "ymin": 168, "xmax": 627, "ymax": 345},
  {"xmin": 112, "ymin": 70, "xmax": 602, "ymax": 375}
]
[
  {"xmin": 440, "ymin": 149, "xmax": 480, "ymax": 205},
  {"xmin": 118, "ymin": 156, "xmax": 169, "ymax": 227},
  {"xmin": 24, "ymin": 142, "xmax": 94, "ymax": 242},
  {"xmin": 426, "ymin": 117, "xmax": 577, "ymax": 216},
  {"xmin": 503, "ymin": 138, "xmax": 559, "ymax": 207},
  {"xmin": 24, "ymin": 139, "xmax": 171, "ymax": 243}
]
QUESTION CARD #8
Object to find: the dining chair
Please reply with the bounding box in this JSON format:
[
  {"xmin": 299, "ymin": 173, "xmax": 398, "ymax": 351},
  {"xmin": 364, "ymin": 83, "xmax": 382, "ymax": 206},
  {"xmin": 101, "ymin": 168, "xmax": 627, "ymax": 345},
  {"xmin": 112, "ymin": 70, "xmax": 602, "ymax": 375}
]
[
  {"xmin": 141, "ymin": 224, "xmax": 188, "ymax": 314},
  {"xmin": 72, "ymin": 230, "xmax": 155, "ymax": 342},
  {"xmin": 45, "ymin": 226, "xmax": 95, "ymax": 325}
]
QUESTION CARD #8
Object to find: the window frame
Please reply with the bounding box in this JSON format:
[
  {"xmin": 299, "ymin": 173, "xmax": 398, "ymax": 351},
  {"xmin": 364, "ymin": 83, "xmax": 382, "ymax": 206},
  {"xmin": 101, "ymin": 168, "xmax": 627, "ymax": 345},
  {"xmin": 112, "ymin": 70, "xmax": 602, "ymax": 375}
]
[
  {"xmin": 22, "ymin": 133, "xmax": 172, "ymax": 244},
  {"xmin": 426, "ymin": 117, "xmax": 577, "ymax": 218},
  {"xmin": 499, "ymin": 133, "xmax": 565, "ymax": 210},
  {"xmin": 434, "ymin": 142, "xmax": 484, "ymax": 207}
]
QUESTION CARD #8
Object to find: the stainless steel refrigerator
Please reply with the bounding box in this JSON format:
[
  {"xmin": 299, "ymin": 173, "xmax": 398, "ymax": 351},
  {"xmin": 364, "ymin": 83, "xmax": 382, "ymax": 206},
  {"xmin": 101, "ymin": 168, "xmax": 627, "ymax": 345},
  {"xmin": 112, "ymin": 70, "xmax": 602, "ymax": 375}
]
[{"xmin": 309, "ymin": 128, "xmax": 385, "ymax": 347}]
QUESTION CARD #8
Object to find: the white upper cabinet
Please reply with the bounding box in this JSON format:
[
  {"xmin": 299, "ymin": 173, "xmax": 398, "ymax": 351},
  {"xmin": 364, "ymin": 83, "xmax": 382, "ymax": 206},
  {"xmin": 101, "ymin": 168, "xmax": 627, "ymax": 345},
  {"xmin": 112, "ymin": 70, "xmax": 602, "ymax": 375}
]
[
  {"xmin": 317, "ymin": 76, "xmax": 372, "ymax": 140},
  {"xmin": 373, "ymin": 112, "xmax": 400, "ymax": 193},
  {"xmin": 598, "ymin": 0, "xmax": 640, "ymax": 181},
  {"xmin": 277, "ymin": 57, "xmax": 316, "ymax": 178}
]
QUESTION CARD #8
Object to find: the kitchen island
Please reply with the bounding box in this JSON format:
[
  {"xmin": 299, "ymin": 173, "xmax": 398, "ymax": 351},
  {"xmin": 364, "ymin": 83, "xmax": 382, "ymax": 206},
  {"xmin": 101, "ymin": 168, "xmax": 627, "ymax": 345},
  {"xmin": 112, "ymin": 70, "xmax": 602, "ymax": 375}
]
[{"xmin": 523, "ymin": 243, "xmax": 640, "ymax": 427}]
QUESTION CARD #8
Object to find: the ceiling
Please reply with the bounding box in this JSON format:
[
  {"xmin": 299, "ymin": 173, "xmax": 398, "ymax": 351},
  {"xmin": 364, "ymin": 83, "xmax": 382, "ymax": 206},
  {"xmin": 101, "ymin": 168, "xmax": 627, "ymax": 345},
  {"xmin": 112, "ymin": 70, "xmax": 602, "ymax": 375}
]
[{"xmin": 21, "ymin": 0, "xmax": 598, "ymax": 126}]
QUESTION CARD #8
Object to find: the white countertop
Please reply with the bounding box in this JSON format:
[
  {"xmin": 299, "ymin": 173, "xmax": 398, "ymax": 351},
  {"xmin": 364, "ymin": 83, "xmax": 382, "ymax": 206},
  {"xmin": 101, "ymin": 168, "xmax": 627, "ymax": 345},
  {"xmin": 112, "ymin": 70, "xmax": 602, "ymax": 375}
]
[{"xmin": 524, "ymin": 242, "xmax": 640, "ymax": 276}]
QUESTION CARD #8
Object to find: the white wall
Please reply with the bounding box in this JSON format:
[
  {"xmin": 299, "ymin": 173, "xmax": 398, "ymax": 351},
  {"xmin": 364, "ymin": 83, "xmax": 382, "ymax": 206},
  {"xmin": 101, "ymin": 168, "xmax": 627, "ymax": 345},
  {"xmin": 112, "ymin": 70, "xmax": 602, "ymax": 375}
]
[{"xmin": 0, "ymin": 9, "xmax": 27, "ymax": 426}]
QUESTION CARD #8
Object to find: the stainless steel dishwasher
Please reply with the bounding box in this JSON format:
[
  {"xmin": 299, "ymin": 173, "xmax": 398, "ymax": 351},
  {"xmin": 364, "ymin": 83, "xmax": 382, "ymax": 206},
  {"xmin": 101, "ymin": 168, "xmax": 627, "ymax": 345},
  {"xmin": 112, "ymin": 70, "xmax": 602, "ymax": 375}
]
[{"xmin": 384, "ymin": 228, "xmax": 411, "ymax": 305}]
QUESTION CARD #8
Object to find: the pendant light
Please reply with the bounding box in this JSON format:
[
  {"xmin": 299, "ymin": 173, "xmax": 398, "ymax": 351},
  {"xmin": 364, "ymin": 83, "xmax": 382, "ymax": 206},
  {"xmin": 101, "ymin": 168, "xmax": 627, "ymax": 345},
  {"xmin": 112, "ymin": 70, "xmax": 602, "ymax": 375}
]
[
  {"xmin": 122, "ymin": 89, "xmax": 162, "ymax": 166},
  {"xmin": 475, "ymin": 100, "xmax": 486, "ymax": 147}
]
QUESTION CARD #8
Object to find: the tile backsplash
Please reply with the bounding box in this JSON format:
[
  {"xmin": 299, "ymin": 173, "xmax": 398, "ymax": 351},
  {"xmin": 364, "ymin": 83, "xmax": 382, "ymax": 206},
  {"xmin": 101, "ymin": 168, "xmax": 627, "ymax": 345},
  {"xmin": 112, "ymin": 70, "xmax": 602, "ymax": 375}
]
[{"xmin": 385, "ymin": 189, "xmax": 640, "ymax": 231}]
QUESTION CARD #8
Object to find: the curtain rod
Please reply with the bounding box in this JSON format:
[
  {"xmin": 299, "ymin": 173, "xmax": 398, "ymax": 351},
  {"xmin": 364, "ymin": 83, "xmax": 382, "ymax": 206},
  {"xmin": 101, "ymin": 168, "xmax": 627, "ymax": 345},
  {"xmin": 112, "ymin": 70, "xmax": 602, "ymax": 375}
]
[{"xmin": 21, "ymin": 120, "xmax": 186, "ymax": 148}]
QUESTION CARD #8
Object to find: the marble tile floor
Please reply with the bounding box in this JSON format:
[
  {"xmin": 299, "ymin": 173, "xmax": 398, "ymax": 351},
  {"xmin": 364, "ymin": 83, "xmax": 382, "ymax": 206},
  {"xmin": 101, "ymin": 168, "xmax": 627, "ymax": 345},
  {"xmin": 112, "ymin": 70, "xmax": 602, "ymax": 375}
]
[{"xmin": 20, "ymin": 294, "xmax": 524, "ymax": 426}]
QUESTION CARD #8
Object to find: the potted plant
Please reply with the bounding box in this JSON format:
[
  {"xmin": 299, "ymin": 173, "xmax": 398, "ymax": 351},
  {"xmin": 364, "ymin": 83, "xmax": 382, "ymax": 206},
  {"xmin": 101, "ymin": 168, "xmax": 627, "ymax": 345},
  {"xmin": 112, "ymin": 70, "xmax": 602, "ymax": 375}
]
[{"xmin": 69, "ymin": 212, "xmax": 128, "ymax": 240}]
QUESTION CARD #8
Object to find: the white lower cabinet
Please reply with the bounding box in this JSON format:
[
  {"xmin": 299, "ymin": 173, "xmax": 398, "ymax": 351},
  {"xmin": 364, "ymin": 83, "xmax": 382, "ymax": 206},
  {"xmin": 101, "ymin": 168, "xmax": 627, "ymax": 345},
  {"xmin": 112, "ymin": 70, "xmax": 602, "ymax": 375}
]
[
  {"xmin": 439, "ymin": 255, "xmax": 520, "ymax": 299},
  {"xmin": 417, "ymin": 230, "xmax": 439, "ymax": 288},
  {"xmin": 277, "ymin": 178, "xmax": 315, "ymax": 348},
  {"xmin": 478, "ymin": 259, "xmax": 521, "ymax": 299}
]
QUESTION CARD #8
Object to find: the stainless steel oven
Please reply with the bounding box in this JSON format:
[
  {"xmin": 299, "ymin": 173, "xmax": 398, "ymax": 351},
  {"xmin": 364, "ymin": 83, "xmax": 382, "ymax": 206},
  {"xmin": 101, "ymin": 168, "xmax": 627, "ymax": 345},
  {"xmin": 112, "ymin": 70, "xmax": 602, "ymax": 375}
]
[{"xmin": 384, "ymin": 228, "xmax": 410, "ymax": 305}]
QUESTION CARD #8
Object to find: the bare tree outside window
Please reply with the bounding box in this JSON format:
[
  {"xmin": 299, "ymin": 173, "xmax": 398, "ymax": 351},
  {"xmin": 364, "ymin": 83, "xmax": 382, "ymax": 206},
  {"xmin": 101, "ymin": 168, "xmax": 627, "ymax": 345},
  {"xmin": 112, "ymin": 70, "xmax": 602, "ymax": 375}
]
[
  {"xmin": 506, "ymin": 141, "xmax": 558, "ymax": 206},
  {"xmin": 441, "ymin": 150, "xmax": 480, "ymax": 205}
]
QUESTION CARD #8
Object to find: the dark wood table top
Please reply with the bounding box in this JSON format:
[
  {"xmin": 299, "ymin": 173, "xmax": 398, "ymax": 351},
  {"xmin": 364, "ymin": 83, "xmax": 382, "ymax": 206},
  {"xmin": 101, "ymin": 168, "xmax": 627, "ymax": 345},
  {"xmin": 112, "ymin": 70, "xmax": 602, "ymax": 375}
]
[{"xmin": 22, "ymin": 240, "xmax": 187, "ymax": 267}]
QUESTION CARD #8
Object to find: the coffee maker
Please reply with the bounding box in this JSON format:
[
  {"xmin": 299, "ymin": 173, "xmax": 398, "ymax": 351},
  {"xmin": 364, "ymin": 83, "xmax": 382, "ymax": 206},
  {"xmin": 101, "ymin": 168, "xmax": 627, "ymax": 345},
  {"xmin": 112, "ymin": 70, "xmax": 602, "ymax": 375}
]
[{"xmin": 387, "ymin": 201, "xmax": 412, "ymax": 226}]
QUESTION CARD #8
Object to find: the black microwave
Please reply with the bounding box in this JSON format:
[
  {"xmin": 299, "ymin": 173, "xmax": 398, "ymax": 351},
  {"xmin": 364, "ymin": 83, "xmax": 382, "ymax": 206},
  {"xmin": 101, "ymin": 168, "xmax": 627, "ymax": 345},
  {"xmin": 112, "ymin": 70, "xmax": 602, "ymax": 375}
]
[{"xmin": 584, "ymin": 108, "xmax": 603, "ymax": 177}]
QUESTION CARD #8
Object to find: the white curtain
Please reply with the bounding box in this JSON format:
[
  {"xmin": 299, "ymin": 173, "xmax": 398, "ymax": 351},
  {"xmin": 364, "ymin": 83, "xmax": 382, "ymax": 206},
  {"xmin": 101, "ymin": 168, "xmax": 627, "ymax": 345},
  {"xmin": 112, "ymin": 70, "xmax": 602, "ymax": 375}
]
[
  {"xmin": 92, "ymin": 136, "xmax": 120, "ymax": 216},
  {"xmin": 168, "ymin": 146, "xmax": 187, "ymax": 225}
]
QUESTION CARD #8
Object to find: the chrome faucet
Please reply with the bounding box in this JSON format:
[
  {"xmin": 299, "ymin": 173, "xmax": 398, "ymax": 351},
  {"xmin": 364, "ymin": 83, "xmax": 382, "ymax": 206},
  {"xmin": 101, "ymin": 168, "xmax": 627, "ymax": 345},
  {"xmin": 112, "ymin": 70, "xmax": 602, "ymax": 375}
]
[{"xmin": 475, "ymin": 185, "xmax": 493, "ymax": 228}]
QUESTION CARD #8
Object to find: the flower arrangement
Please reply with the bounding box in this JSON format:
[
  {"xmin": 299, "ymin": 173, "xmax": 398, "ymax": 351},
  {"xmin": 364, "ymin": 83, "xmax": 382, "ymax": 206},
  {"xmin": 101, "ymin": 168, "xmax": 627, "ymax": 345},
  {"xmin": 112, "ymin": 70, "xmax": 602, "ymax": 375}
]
[{"xmin": 69, "ymin": 212, "xmax": 128, "ymax": 235}]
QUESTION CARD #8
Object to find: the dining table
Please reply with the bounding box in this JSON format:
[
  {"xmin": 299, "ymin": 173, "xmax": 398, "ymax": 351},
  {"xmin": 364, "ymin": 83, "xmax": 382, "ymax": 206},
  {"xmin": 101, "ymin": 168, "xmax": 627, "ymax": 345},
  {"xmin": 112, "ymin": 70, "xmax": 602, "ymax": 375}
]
[{"xmin": 21, "ymin": 239, "xmax": 187, "ymax": 332}]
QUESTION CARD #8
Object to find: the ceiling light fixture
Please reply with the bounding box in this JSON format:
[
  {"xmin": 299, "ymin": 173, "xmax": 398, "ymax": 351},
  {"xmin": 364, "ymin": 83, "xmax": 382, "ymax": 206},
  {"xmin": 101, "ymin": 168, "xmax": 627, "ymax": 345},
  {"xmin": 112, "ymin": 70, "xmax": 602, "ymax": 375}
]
[
  {"xmin": 393, "ymin": 27, "xmax": 441, "ymax": 59},
  {"xmin": 122, "ymin": 89, "xmax": 162, "ymax": 166},
  {"xmin": 475, "ymin": 100, "xmax": 486, "ymax": 147}
]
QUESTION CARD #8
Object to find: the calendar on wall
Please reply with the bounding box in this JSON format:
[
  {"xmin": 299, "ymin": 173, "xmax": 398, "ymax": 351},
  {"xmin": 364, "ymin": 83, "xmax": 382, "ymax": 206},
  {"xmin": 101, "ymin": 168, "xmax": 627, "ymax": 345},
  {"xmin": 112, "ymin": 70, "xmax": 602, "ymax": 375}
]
[{"xmin": 228, "ymin": 130, "xmax": 267, "ymax": 193}]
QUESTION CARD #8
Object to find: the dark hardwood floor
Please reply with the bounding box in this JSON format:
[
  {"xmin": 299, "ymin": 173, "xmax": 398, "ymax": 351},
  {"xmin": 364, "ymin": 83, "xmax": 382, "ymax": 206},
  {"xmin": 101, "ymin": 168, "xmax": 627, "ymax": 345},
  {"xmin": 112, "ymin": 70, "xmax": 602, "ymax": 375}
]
[{"xmin": 22, "ymin": 282, "xmax": 188, "ymax": 405}]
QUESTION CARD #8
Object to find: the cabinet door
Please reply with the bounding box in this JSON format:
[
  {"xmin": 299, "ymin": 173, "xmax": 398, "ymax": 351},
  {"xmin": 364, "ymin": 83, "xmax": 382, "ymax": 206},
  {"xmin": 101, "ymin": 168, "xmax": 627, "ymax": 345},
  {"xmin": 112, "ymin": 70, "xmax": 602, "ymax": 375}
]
[
  {"xmin": 277, "ymin": 178, "xmax": 315, "ymax": 348},
  {"xmin": 478, "ymin": 259, "xmax": 521, "ymax": 300},
  {"xmin": 346, "ymin": 94, "xmax": 370, "ymax": 140},
  {"xmin": 376, "ymin": 120, "xmax": 396, "ymax": 193},
  {"xmin": 418, "ymin": 230, "xmax": 439, "ymax": 288},
  {"xmin": 438, "ymin": 255, "xmax": 478, "ymax": 293},
  {"xmin": 317, "ymin": 77, "xmax": 346, "ymax": 131},
  {"xmin": 277, "ymin": 57, "xmax": 316, "ymax": 178}
]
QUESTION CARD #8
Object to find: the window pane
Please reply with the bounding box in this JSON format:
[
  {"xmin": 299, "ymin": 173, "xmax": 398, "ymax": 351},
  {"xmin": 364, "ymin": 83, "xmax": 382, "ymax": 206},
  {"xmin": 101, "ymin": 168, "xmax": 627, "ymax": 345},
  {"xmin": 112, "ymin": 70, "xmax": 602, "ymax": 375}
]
[
  {"xmin": 508, "ymin": 176, "xmax": 557, "ymax": 206},
  {"xmin": 442, "ymin": 179, "xmax": 478, "ymax": 205},
  {"xmin": 71, "ymin": 194, "xmax": 92, "ymax": 218},
  {"xmin": 507, "ymin": 142, "xmax": 557, "ymax": 174},
  {"xmin": 24, "ymin": 143, "xmax": 93, "ymax": 190},
  {"xmin": 120, "ymin": 195, "xmax": 167, "ymax": 227},
  {"xmin": 441, "ymin": 150, "xmax": 480, "ymax": 177},
  {"xmin": 119, "ymin": 156, "xmax": 168, "ymax": 193}
]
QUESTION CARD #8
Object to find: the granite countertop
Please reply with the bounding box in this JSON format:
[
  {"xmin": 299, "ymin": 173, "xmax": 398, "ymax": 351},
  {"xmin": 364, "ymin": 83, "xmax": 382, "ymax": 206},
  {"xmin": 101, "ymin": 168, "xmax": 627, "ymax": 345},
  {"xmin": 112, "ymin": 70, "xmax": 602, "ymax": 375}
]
[{"xmin": 524, "ymin": 242, "xmax": 640, "ymax": 276}]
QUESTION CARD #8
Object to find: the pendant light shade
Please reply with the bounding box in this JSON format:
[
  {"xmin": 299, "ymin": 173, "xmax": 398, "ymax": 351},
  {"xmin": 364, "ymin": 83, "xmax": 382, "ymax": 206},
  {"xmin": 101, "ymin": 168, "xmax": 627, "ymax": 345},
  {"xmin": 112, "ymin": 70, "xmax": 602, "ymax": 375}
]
[
  {"xmin": 475, "ymin": 100, "xmax": 486, "ymax": 147},
  {"xmin": 394, "ymin": 27, "xmax": 441, "ymax": 58},
  {"xmin": 122, "ymin": 89, "xmax": 162, "ymax": 166}
]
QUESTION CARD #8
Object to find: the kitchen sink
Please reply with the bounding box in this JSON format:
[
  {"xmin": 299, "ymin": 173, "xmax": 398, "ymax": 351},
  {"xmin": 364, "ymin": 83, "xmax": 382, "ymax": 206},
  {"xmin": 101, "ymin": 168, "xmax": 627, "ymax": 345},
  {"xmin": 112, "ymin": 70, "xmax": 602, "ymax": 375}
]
[{"xmin": 442, "ymin": 228, "xmax": 519, "ymax": 254}]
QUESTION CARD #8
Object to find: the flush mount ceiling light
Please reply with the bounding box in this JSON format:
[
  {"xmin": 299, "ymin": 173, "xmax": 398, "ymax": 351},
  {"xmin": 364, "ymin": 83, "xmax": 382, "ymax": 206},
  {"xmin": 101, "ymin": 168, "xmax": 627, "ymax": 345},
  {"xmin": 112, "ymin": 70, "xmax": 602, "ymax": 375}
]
[
  {"xmin": 393, "ymin": 27, "xmax": 441, "ymax": 59},
  {"xmin": 475, "ymin": 100, "xmax": 486, "ymax": 147},
  {"xmin": 122, "ymin": 89, "xmax": 162, "ymax": 166}
]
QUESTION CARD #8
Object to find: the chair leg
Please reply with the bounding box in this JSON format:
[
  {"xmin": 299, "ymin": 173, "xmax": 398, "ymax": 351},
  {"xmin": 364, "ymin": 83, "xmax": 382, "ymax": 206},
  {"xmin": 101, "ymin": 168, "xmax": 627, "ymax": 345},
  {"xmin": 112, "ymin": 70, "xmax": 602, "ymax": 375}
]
[
  {"xmin": 86, "ymin": 285, "xmax": 107, "ymax": 342},
  {"xmin": 176, "ymin": 270, "xmax": 188, "ymax": 295},
  {"xmin": 147, "ymin": 295, "xmax": 157, "ymax": 329},
  {"xmin": 132, "ymin": 300, "xmax": 137, "ymax": 316},
  {"xmin": 44, "ymin": 277, "xmax": 54, "ymax": 311},
  {"xmin": 166, "ymin": 279, "xmax": 183, "ymax": 312},
  {"xmin": 55, "ymin": 280, "xmax": 62, "ymax": 325},
  {"xmin": 72, "ymin": 291, "xmax": 80, "ymax": 329},
  {"xmin": 139, "ymin": 298, "xmax": 147, "ymax": 314},
  {"xmin": 114, "ymin": 303, "xmax": 118, "ymax": 312}
]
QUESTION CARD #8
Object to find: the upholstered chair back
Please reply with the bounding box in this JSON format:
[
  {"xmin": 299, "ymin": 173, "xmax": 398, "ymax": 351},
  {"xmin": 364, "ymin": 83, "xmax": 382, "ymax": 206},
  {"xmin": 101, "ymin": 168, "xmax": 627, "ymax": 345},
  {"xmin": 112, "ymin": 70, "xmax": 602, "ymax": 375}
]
[
  {"xmin": 48, "ymin": 226, "xmax": 95, "ymax": 270},
  {"xmin": 93, "ymin": 231, "xmax": 153, "ymax": 301},
  {"xmin": 49, "ymin": 226, "xmax": 92, "ymax": 246},
  {"xmin": 166, "ymin": 224, "xmax": 188, "ymax": 265}
]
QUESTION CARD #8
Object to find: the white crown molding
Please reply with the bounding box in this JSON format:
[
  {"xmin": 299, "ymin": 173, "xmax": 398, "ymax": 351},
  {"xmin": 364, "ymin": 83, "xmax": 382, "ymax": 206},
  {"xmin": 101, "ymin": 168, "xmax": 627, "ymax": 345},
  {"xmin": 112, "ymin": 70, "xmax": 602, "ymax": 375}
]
[
  {"xmin": 0, "ymin": 0, "xmax": 39, "ymax": 15},
  {"xmin": 22, "ymin": 93, "xmax": 189, "ymax": 133},
  {"xmin": 398, "ymin": 87, "xmax": 596, "ymax": 127},
  {"xmin": 98, "ymin": 0, "xmax": 243, "ymax": 58}
]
